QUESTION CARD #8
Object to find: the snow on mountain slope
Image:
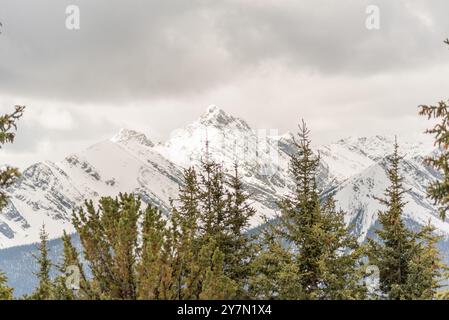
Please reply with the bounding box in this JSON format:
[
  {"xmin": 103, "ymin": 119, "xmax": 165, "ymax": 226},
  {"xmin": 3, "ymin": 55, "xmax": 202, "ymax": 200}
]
[
  {"xmin": 334, "ymin": 152, "xmax": 449, "ymax": 241},
  {"xmin": 0, "ymin": 130, "xmax": 184, "ymax": 249},
  {"xmin": 0, "ymin": 161, "xmax": 81, "ymax": 248},
  {"xmin": 0, "ymin": 106, "xmax": 447, "ymax": 250}
]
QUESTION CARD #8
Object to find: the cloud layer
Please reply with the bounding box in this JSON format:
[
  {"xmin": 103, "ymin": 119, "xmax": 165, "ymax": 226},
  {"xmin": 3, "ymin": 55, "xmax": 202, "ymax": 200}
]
[{"xmin": 0, "ymin": 0, "xmax": 449, "ymax": 167}]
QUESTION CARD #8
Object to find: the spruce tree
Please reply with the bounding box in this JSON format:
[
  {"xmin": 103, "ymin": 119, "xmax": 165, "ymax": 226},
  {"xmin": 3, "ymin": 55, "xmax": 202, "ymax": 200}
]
[
  {"xmin": 136, "ymin": 205, "xmax": 173, "ymax": 300},
  {"xmin": 169, "ymin": 167, "xmax": 201, "ymax": 300},
  {"xmin": 253, "ymin": 120, "xmax": 364, "ymax": 300},
  {"xmin": 248, "ymin": 222, "xmax": 299, "ymax": 299},
  {"xmin": 0, "ymin": 106, "xmax": 24, "ymax": 299},
  {"xmin": 169, "ymin": 160, "xmax": 256, "ymax": 300},
  {"xmin": 367, "ymin": 140, "xmax": 446, "ymax": 299},
  {"xmin": 201, "ymin": 159, "xmax": 257, "ymax": 297},
  {"xmin": 70, "ymin": 187, "xmax": 244, "ymax": 300},
  {"xmin": 31, "ymin": 225, "xmax": 53, "ymax": 300},
  {"xmin": 224, "ymin": 163, "xmax": 256, "ymax": 296},
  {"xmin": 198, "ymin": 242, "xmax": 237, "ymax": 300},
  {"xmin": 319, "ymin": 197, "xmax": 365, "ymax": 299},
  {"xmin": 0, "ymin": 272, "xmax": 13, "ymax": 300},
  {"xmin": 53, "ymin": 231, "xmax": 89, "ymax": 300},
  {"xmin": 404, "ymin": 224, "xmax": 446, "ymax": 299},
  {"xmin": 418, "ymin": 39, "xmax": 449, "ymax": 220},
  {"xmin": 419, "ymin": 101, "xmax": 449, "ymax": 220},
  {"xmin": 197, "ymin": 159, "xmax": 228, "ymax": 246},
  {"xmin": 0, "ymin": 105, "xmax": 25, "ymax": 209},
  {"xmin": 72, "ymin": 194, "xmax": 142, "ymax": 299}
]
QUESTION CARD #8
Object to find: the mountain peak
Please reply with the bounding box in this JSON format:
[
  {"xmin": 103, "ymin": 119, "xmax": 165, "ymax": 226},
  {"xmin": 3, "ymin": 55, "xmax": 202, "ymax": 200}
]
[
  {"xmin": 111, "ymin": 128, "xmax": 154, "ymax": 147},
  {"xmin": 205, "ymin": 104, "xmax": 221, "ymax": 114},
  {"xmin": 198, "ymin": 105, "xmax": 251, "ymax": 130}
]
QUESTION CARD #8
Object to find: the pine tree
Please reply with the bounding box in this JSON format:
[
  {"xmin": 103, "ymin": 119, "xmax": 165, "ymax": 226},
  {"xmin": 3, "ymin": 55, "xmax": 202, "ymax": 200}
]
[
  {"xmin": 31, "ymin": 225, "xmax": 53, "ymax": 300},
  {"xmin": 248, "ymin": 222, "xmax": 299, "ymax": 299},
  {"xmin": 419, "ymin": 101, "xmax": 449, "ymax": 220},
  {"xmin": 404, "ymin": 224, "xmax": 446, "ymax": 299},
  {"xmin": 319, "ymin": 197, "xmax": 365, "ymax": 299},
  {"xmin": 198, "ymin": 241, "xmax": 237, "ymax": 300},
  {"xmin": 169, "ymin": 167, "xmax": 201, "ymax": 300},
  {"xmin": 136, "ymin": 205, "xmax": 173, "ymax": 300},
  {"xmin": 0, "ymin": 106, "xmax": 24, "ymax": 300},
  {"xmin": 223, "ymin": 164, "xmax": 256, "ymax": 297},
  {"xmin": 168, "ymin": 159, "xmax": 256, "ymax": 300},
  {"xmin": 69, "ymin": 186, "xmax": 246, "ymax": 301},
  {"xmin": 72, "ymin": 193, "xmax": 141, "ymax": 299},
  {"xmin": 52, "ymin": 231, "xmax": 89, "ymax": 300},
  {"xmin": 367, "ymin": 139, "xmax": 446, "ymax": 299},
  {"xmin": 254, "ymin": 120, "xmax": 364, "ymax": 300},
  {"xmin": 418, "ymin": 39, "xmax": 449, "ymax": 220},
  {"xmin": 193, "ymin": 158, "xmax": 256, "ymax": 298},
  {"xmin": 0, "ymin": 105, "xmax": 25, "ymax": 209},
  {"xmin": 198, "ymin": 159, "xmax": 228, "ymax": 245},
  {"xmin": 0, "ymin": 272, "xmax": 13, "ymax": 300}
]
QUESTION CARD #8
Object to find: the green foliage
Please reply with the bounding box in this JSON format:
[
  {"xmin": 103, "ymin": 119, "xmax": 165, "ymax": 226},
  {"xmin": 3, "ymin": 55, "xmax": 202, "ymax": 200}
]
[
  {"xmin": 418, "ymin": 39, "xmax": 449, "ymax": 220},
  {"xmin": 404, "ymin": 224, "xmax": 447, "ymax": 299},
  {"xmin": 0, "ymin": 106, "xmax": 24, "ymax": 299},
  {"xmin": 251, "ymin": 120, "xmax": 365, "ymax": 300},
  {"xmin": 248, "ymin": 223, "xmax": 302, "ymax": 299},
  {"xmin": 199, "ymin": 242, "xmax": 237, "ymax": 300},
  {"xmin": 52, "ymin": 231, "xmax": 88, "ymax": 300},
  {"xmin": 367, "ymin": 140, "xmax": 446, "ymax": 299},
  {"xmin": 419, "ymin": 101, "xmax": 449, "ymax": 220},
  {"xmin": 30, "ymin": 225, "xmax": 53, "ymax": 300},
  {"xmin": 169, "ymin": 161, "xmax": 255, "ymax": 299},
  {"xmin": 0, "ymin": 272, "xmax": 13, "ymax": 300},
  {"xmin": 66, "ymin": 169, "xmax": 252, "ymax": 301},
  {"xmin": 0, "ymin": 105, "xmax": 24, "ymax": 210},
  {"xmin": 72, "ymin": 194, "xmax": 142, "ymax": 299},
  {"xmin": 137, "ymin": 205, "xmax": 172, "ymax": 299}
]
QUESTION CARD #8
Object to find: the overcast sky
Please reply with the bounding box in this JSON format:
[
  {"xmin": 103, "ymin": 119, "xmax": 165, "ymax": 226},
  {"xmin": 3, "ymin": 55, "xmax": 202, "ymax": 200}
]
[{"xmin": 1, "ymin": 0, "xmax": 449, "ymax": 168}]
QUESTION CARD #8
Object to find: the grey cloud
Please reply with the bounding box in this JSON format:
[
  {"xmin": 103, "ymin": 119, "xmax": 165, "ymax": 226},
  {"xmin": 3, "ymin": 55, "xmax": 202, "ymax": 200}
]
[
  {"xmin": 215, "ymin": 0, "xmax": 449, "ymax": 74},
  {"xmin": 0, "ymin": 0, "xmax": 448, "ymax": 103},
  {"xmin": 8, "ymin": 107, "xmax": 119, "ymax": 154}
]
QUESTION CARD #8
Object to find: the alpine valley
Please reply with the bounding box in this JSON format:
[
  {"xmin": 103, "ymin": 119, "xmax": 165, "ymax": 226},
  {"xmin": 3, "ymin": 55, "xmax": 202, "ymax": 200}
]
[{"xmin": 1, "ymin": 105, "xmax": 449, "ymax": 295}]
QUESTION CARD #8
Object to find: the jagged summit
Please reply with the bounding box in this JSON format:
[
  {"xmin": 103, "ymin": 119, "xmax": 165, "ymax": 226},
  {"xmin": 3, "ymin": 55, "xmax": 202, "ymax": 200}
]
[
  {"xmin": 198, "ymin": 105, "xmax": 251, "ymax": 131},
  {"xmin": 110, "ymin": 128, "xmax": 154, "ymax": 147}
]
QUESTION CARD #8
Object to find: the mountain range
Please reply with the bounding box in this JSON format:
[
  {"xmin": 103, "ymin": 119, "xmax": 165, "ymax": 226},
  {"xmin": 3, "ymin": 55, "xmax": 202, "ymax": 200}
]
[{"xmin": 1, "ymin": 105, "xmax": 448, "ymax": 250}]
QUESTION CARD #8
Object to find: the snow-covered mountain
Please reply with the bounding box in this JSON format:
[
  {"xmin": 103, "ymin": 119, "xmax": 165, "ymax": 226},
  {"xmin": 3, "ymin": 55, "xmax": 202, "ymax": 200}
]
[{"xmin": 1, "ymin": 105, "xmax": 448, "ymax": 250}]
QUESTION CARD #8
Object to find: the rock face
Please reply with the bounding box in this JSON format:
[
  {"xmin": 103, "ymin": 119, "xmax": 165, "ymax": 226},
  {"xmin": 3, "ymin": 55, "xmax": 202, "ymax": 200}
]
[{"xmin": 1, "ymin": 106, "xmax": 448, "ymax": 250}]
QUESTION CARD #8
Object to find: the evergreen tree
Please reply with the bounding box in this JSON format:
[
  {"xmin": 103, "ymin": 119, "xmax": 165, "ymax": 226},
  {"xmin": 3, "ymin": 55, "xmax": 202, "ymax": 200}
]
[
  {"xmin": 70, "ymin": 187, "xmax": 245, "ymax": 301},
  {"xmin": 52, "ymin": 231, "xmax": 89, "ymax": 300},
  {"xmin": 168, "ymin": 159, "xmax": 256, "ymax": 300},
  {"xmin": 404, "ymin": 224, "xmax": 446, "ymax": 299},
  {"xmin": 0, "ymin": 105, "xmax": 25, "ymax": 209},
  {"xmin": 253, "ymin": 120, "xmax": 364, "ymax": 300},
  {"xmin": 197, "ymin": 159, "xmax": 228, "ymax": 246},
  {"xmin": 0, "ymin": 272, "xmax": 13, "ymax": 300},
  {"xmin": 0, "ymin": 106, "xmax": 24, "ymax": 299},
  {"xmin": 418, "ymin": 39, "xmax": 449, "ymax": 220},
  {"xmin": 419, "ymin": 101, "xmax": 449, "ymax": 220},
  {"xmin": 136, "ymin": 205, "xmax": 173, "ymax": 300},
  {"xmin": 169, "ymin": 167, "xmax": 201, "ymax": 300},
  {"xmin": 248, "ymin": 222, "xmax": 299, "ymax": 299},
  {"xmin": 199, "ymin": 242, "xmax": 237, "ymax": 300},
  {"xmin": 319, "ymin": 197, "xmax": 365, "ymax": 299},
  {"xmin": 224, "ymin": 164, "xmax": 256, "ymax": 296},
  {"xmin": 367, "ymin": 140, "xmax": 446, "ymax": 299},
  {"xmin": 72, "ymin": 193, "xmax": 141, "ymax": 299},
  {"xmin": 198, "ymin": 159, "xmax": 256, "ymax": 297},
  {"xmin": 31, "ymin": 225, "xmax": 53, "ymax": 300}
]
